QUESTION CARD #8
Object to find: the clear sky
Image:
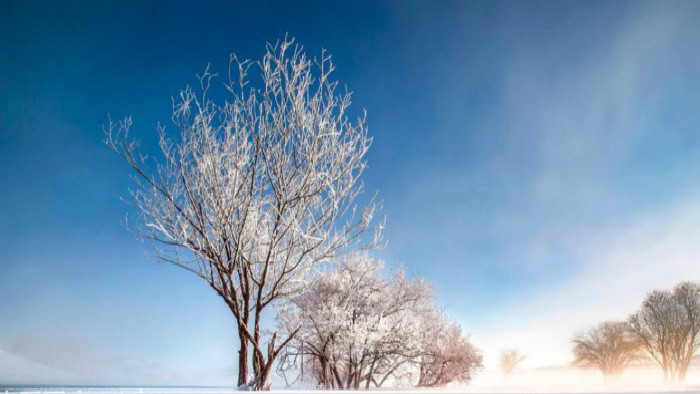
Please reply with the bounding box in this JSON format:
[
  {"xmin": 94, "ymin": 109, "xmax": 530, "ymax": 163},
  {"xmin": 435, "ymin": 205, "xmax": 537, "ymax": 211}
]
[{"xmin": 3, "ymin": 0, "xmax": 700, "ymax": 387}]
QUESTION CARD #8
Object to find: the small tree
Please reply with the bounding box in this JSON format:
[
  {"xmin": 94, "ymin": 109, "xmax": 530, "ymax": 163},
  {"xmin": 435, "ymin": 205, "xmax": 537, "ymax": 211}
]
[
  {"xmin": 278, "ymin": 253, "xmax": 481, "ymax": 389},
  {"xmin": 571, "ymin": 321, "xmax": 642, "ymax": 379},
  {"xmin": 277, "ymin": 253, "xmax": 430, "ymax": 389},
  {"xmin": 416, "ymin": 314, "xmax": 483, "ymax": 387},
  {"xmin": 106, "ymin": 37, "xmax": 381, "ymax": 390},
  {"xmin": 629, "ymin": 281, "xmax": 700, "ymax": 382},
  {"xmin": 499, "ymin": 349, "xmax": 526, "ymax": 379}
]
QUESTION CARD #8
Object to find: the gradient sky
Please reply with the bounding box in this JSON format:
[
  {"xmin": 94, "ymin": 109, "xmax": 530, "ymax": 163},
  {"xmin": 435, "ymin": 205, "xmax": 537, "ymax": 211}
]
[{"xmin": 3, "ymin": 0, "xmax": 700, "ymax": 387}]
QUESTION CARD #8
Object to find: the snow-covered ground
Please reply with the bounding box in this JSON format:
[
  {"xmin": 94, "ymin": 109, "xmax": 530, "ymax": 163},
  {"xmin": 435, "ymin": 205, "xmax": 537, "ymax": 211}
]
[
  {"xmin": 4, "ymin": 351, "xmax": 700, "ymax": 393},
  {"xmin": 455, "ymin": 364, "xmax": 700, "ymax": 393}
]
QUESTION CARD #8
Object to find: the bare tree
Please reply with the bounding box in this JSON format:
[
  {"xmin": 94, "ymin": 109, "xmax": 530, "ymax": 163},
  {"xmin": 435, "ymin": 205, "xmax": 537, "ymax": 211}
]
[
  {"xmin": 629, "ymin": 281, "xmax": 700, "ymax": 382},
  {"xmin": 571, "ymin": 321, "xmax": 642, "ymax": 379},
  {"xmin": 499, "ymin": 349, "xmax": 526, "ymax": 379},
  {"xmin": 105, "ymin": 37, "xmax": 381, "ymax": 390},
  {"xmin": 416, "ymin": 315, "xmax": 483, "ymax": 387},
  {"xmin": 277, "ymin": 253, "xmax": 431, "ymax": 389}
]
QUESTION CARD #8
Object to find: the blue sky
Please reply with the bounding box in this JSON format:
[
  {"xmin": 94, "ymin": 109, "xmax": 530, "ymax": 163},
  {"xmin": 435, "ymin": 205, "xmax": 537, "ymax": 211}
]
[{"xmin": 2, "ymin": 0, "xmax": 700, "ymax": 386}]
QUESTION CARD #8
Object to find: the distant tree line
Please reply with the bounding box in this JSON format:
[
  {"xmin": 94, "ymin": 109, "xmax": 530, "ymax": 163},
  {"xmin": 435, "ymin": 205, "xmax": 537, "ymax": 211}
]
[{"xmin": 571, "ymin": 281, "xmax": 700, "ymax": 381}]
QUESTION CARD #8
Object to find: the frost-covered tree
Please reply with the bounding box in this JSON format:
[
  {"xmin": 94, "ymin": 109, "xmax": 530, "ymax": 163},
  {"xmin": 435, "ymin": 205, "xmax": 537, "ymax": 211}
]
[
  {"xmin": 416, "ymin": 313, "xmax": 483, "ymax": 387},
  {"xmin": 628, "ymin": 281, "xmax": 700, "ymax": 382},
  {"xmin": 278, "ymin": 253, "xmax": 481, "ymax": 389},
  {"xmin": 499, "ymin": 349, "xmax": 526, "ymax": 379},
  {"xmin": 105, "ymin": 37, "xmax": 381, "ymax": 390},
  {"xmin": 277, "ymin": 253, "xmax": 430, "ymax": 389},
  {"xmin": 571, "ymin": 321, "xmax": 642, "ymax": 379}
]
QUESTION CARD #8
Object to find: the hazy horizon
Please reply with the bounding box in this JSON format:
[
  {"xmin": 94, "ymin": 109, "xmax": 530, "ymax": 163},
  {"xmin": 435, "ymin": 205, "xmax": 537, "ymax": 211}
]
[{"xmin": 3, "ymin": 0, "xmax": 700, "ymax": 390}]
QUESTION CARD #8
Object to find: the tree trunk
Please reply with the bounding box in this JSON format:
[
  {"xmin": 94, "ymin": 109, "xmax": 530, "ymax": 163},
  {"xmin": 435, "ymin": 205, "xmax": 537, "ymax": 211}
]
[
  {"xmin": 238, "ymin": 331, "xmax": 249, "ymax": 387},
  {"xmin": 365, "ymin": 359, "xmax": 376, "ymax": 389},
  {"xmin": 418, "ymin": 360, "xmax": 425, "ymax": 387},
  {"xmin": 249, "ymin": 335, "xmax": 277, "ymax": 390},
  {"xmin": 255, "ymin": 362, "xmax": 274, "ymax": 391}
]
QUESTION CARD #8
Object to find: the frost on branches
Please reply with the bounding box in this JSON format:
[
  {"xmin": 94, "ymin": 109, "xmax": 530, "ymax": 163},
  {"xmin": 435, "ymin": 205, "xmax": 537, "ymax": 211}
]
[
  {"xmin": 105, "ymin": 37, "xmax": 382, "ymax": 390},
  {"xmin": 417, "ymin": 314, "xmax": 483, "ymax": 387},
  {"xmin": 277, "ymin": 253, "xmax": 482, "ymax": 389}
]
